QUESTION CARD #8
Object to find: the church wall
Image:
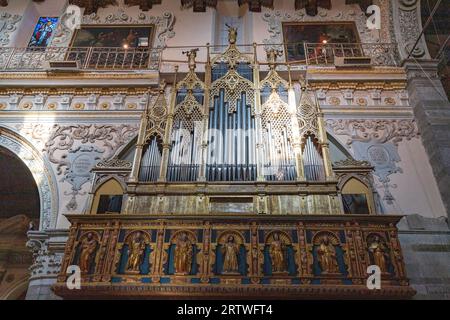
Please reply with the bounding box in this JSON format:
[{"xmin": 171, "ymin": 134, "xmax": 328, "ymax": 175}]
[
  {"xmin": 327, "ymin": 120, "xmax": 446, "ymax": 219},
  {"xmin": 0, "ymin": 0, "xmax": 448, "ymax": 299}
]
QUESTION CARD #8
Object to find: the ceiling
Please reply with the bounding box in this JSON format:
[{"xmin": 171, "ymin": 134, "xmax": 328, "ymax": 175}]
[{"xmin": 0, "ymin": 0, "xmax": 373, "ymax": 15}]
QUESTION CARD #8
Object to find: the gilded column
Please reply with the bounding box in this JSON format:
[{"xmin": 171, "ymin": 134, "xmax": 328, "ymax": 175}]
[
  {"xmin": 129, "ymin": 91, "xmax": 152, "ymax": 183},
  {"xmin": 289, "ymin": 81, "xmax": 305, "ymax": 181},
  {"xmin": 200, "ymin": 221, "xmax": 211, "ymax": 283},
  {"xmin": 316, "ymin": 96, "xmax": 334, "ymax": 179},
  {"xmin": 198, "ymin": 44, "xmax": 211, "ymax": 182},
  {"xmin": 159, "ymin": 69, "xmax": 178, "ymax": 181},
  {"xmin": 253, "ymin": 43, "xmax": 264, "ymax": 182}
]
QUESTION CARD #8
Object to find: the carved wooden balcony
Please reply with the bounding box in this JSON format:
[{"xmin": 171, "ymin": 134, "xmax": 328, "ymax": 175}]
[{"xmin": 53, "ymin": 214, "xmax": 415, "ymax": 299}]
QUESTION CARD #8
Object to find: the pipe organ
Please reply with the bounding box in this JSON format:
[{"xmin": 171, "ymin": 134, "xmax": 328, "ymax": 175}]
[{"xmin": 54, "ymin": 27, "xmax": 414, "ymax": 299}]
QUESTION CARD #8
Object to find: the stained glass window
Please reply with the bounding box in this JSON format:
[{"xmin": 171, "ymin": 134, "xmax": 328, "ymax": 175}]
[{"xmin": 28, "ymin": 17, "xmax": 59, "ymax": 48}]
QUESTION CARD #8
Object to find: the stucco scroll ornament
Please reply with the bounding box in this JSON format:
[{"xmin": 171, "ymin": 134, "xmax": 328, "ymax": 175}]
[
  {"xmin": 0, "ymin": 12, "xmax": 21, "ymax": 46},
  {"xmin": 326, "ymin": 119, "xmax": 419, "ymax": 205},
  {"xmin": 43, "ymin": 124, "xmax": 138, "ymax": 210}
]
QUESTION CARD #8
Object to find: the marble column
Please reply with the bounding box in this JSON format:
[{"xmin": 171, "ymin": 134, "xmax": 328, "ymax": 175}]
[{"xmin": 404, "ymin": 59, "xmax": 450, "ymax": 220}]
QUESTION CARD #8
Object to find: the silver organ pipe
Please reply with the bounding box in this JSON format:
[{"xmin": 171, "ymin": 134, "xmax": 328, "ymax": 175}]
[
  {"xmin": 262, "ymin": 98, "xmax": 297, "ymax": 181},
  {"xmin": 167, "ymin": 117, "xmax": 200, "ymax": 182},
  {"xmin": 207, "ymin": 76, "xmax": 257, "ymax": 181},
  {"xmin": 139, "ymin": 136, "xmax": 162, "ymax": 182},
  {"xmin": 303, "ymin": 136, "xmax": 325, "ymax": 181}
]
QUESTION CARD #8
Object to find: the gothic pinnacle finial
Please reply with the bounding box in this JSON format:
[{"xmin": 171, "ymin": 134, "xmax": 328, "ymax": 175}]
[{"xmin": 299, "ymin": 75, "xmax": 307, "ymax": 91}]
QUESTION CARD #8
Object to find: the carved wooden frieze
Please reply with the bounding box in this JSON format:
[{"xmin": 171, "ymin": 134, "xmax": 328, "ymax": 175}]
[{"xmin": 53, "ymin": 214, "xmax": 416, "ymax": 299}]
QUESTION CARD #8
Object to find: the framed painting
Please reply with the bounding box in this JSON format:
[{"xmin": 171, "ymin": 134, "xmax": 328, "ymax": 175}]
[
  {"xmin": 282, "ymin": 22, "xmax": 360, "ymax": 62},
  {"xmin": 69, "ymin": 24, "xmax": 155, "ymax": 48},
  {"xmin": 28, "ymin": 17, "xmax": 59, "ymax": 48},
  {"xmin": 66, "ymin": 25, "xmax": 155, "ymax": 69}
]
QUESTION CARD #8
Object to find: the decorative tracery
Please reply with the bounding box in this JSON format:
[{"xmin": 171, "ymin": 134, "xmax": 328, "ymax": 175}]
[
  {"xmin": 167, "ymin": 49, "xmax": 205, "ymax": 181},
  {"xmin": 296, "ymin": 81, "xmax": 325, "ymax": 181},
  {"xmin": 206, "ymin": 26, "xmax": 257, "ymax": 181},
  {"xmin": 260, "ymin": 49, "xmax": 296, "ymax": 180},
  {"xmin": 138, "ymin": 86, "xmax": 168, "ymax": 182}
]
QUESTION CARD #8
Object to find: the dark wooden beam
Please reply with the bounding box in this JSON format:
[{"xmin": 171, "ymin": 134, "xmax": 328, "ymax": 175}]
[
  {"xmin": 345, "ymin": 0, "xmax": 373, "ymax": 13},
  {"xmin": 124, "ymin": 0, "xmax": 162, "ymax": 11},
  {"xmin": 238, "ymin": 0, "xmax": 274, "ymax": 12},
  {"xmin": 181, "ymin": 0, "xmax": 217, "ymax": 12},
  {"xmin": 69, "ymin": 0, "xmax": 118, "ymax": 15},
  {"xmin": 295, "ymin": 0, "xmax": 331, "ymax": 16}
]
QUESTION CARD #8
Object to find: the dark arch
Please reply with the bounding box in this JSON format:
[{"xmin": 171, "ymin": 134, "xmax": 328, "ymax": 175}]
[
  {"xmin": 0, "ymin": 147, "xmax": 39, "ymax": 222},
  {"xmin": 0, "ymin": 146, "xmax": 41, "ymax": 300}
]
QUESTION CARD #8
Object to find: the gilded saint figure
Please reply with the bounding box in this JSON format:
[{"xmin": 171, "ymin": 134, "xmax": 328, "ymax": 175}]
[
  {"xmin": 174, "ymin": 232, "xmax": 193, "ymax": 275},
  {"xmin": 317, "ymin": 236, "xmax": 339, "ymax": 274},
  {"xmin": 79, "ymin": 232, "xmax": 98, "ymax": 273},
  {"xmin": 368, "ymin": 236, "xmax": 389, "ymax": 273},
  {"xmin": 269, "ymin": 233, "xmax": 287, "ymax": 273},
  {"xmin": 126, "ymin": 232, "xmax": 146, "ymax": 273},
  {"xmin": 222, "ymin": 235, "xmax": 240, "ymax": 274}
]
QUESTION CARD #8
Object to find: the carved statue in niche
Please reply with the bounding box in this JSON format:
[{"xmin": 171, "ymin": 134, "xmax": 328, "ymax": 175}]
[
  {"xmin": 269, "ymin": 233, "xmax": 287, "ymax": 273},
  {"xmin": 222, "ymin": 235, "xmax": 240, "ymax": 274},
  {"xmin": 174, "ymin": 232, "xmax": 193, "ymax": 275},
  {"xmin": 126, "ymin": 231, "xmax": 146, "ymax": 273},
  {"xmin": 368, "ymin": 235, "xmax": 389, "ymax": 273},
  {"xmin": 317, "ymin": 235, "xmax": 339, "ymax": 274},
  {"xmin": 79, "ymin": 232, "xmax": 98, "ymax": 273}
]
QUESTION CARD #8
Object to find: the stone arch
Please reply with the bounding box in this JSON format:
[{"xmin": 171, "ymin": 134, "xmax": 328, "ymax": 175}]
[
  {"xmin": 0, "ymin": 126, "xmax": 58, "ymax": 230},
  {"xmin": 1, "ymin": 278, "xmax": 29, "ymax": 300}
]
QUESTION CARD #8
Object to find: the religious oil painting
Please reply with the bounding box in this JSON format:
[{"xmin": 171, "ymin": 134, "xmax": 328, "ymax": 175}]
[
  {"xmin": 28, "ymin": 17, "xmax": 59, "ymax": 47},
  {"xmin": 282, "ymin": 22, "xmax": 360, "ymax": 62},
  {"xmin": 342, "ymin": 194, "xmax": 370, "ymax": 215},
  {"xmin": 70, "ymin": 25, "xmax": 155, "ymax": 48}
]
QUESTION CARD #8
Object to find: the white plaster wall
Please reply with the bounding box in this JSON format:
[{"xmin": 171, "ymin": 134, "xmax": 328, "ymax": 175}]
[
  {"xmin": 2, "ymin": 0, "xmax": 67, "ymax": 47},
  {"xmin": 389, "ymin": 138, "xmax": 447, "ymax": 218},
  {"xmin": 330, "ymin": 131, "xmax": 447, "ymax": 219}
]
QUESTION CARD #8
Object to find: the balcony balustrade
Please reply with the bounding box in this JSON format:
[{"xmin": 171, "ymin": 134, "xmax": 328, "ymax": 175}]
[
  {"xmin": 0, "ymin": 43, "xmax": 400, "ymax": 72},
  {"xmin": 0, "ymin": 46, "xmax": 161, "ymax": 71}
]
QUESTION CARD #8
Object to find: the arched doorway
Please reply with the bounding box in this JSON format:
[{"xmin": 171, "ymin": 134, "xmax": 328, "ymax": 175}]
[{"xmin": 0, "ymin": 147, "xmax": 40, "ymax": 300}]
